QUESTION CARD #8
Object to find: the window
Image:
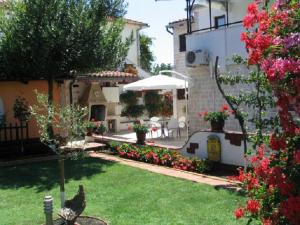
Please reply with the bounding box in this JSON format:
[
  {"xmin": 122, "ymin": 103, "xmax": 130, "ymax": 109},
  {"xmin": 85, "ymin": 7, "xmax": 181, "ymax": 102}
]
[
  {"xmin": 179, "ymin": 34, "xmax": 186, "ymax": 52},
  {"xmin": 214, "ymin": 15, "xmax": 226, "ymax": 29},
  {"xmin": 177, "ymin": 89, "xmax": 185, "ymax": 100}
]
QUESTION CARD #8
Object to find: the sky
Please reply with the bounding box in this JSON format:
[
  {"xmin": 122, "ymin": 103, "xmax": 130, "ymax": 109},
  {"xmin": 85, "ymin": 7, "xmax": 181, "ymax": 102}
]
[{"xmin": 125, "ymin": 0, "xmax": 187, "ymax": 65}]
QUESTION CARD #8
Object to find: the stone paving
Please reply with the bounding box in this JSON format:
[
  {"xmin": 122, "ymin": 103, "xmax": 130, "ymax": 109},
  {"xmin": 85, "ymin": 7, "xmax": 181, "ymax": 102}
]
[
  {"xmin": 95, "ymin": 128, "xmax": 188, "ymax": 149},
  {"xmin": 90, "ymin": 152, "xmax": 239, "ymax": 188}
]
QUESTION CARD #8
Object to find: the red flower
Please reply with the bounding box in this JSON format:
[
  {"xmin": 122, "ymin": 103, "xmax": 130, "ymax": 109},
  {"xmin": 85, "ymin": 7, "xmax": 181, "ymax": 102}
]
[
  {"xmin": 280, "ymin": 195, "xmax": 300, "ymax": 225},
  {"xmin": 243, "ymin": 14, "xmax": 256, "ymax": 28},
  {"xmin": 151, "ymin": 127, "xmax": 158, "ymax": 132},
  {"xmin": 269, "ymin": 134, "xmax": 286, "ymax": 151},
  {"xmin": 127, "ymin": 125, "xmax": 132, "ymax": 131},
  {"xmin": 294, "ymin": 150, "xmax": 300, "ymax": 164},
  {"xmin": 246, "ymin": 199, "xmax": 260, "ymax": 214},
  {"xmin": 247, "ymin": 2, "xmax": 258, "ymax": 15},
  {"xmin": 222, "ymin": 104, "xmax": 229, "ymax": 111},
  {"xmin": 234, "ymin": 208, "xmax": 244, "ymax": 219},
  {"xmin": 262, "ymin": 218, "xmax": 272, "ymax": 225}
]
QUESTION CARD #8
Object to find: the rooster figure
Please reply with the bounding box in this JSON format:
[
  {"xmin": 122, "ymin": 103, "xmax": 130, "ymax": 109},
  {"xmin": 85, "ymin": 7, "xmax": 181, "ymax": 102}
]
[{"xmin": 59, "ymin": 185, "xmax": 86, "ymax": 225}]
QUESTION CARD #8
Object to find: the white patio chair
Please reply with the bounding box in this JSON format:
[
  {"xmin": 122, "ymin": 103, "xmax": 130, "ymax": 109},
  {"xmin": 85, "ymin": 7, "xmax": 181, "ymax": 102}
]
[
  {"xmin": 149, "ymin": 117, "xmax": 161, "ymax": 138},
  {"xmin": 178, "ymin": 116, "xmax": 186, "ymax": 129},
  {"xmin": 167, "ymin": 117, "xmax": 180, "ymax": 139}
]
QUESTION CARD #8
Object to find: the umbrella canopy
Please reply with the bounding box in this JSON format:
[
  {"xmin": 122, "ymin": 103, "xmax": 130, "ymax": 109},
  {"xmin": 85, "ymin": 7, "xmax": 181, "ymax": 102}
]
[{"xmin": 123, "ymin": 75, "xmax": 188, "ymax": 91}]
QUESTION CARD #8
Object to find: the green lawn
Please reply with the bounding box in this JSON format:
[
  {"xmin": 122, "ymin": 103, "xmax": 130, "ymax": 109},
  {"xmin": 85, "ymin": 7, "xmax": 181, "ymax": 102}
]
[{"xmin": 0, "ymin": 157, "xmax": 246, "ymax": 225}]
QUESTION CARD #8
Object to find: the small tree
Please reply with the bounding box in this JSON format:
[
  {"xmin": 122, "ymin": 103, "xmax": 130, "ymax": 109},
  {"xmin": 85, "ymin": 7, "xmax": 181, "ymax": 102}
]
[
  {"xmin": 152, "ymin": 63, "xmax": 172, "ymax": 75},
  {"xmin": 0, "ymin": 0, "xmax": 131, "ymax": 140},
  {"xmin": 139, "ymin": 34, "xmax": 155, "ymax": 72},
  {"xmin": 31, "ymin": 92, "xmax": 88, "ymax": 208}
]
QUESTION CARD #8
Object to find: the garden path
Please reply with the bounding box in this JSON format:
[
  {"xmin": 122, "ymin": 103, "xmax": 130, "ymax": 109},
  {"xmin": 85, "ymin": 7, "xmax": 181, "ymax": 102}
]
[{"xmin": 89, "ymin": 152, "xmax": 239, "ymax": 189}]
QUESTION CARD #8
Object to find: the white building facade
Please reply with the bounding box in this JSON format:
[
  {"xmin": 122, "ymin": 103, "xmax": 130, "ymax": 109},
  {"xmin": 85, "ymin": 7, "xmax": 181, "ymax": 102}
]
[{"xmin": 167, "ymin": 0, "xmax": 252, "ymax": 133}]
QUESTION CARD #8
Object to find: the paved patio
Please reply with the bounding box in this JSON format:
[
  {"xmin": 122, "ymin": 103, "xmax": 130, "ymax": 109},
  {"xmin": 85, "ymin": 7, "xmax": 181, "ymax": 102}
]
[{"xmin": 106, "ymin": 128, "xmax": 187, "ymax": 148}]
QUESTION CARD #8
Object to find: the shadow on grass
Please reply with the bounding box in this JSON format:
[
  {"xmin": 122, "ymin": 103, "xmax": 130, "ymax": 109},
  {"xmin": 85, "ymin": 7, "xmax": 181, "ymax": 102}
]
[
  {"xmin": 0, "ymin": 157, "xmax": 115, "ymax": 192},
  {"xmin": 214, "ymin": 184, "xmax": 246, "ymax": 197}
]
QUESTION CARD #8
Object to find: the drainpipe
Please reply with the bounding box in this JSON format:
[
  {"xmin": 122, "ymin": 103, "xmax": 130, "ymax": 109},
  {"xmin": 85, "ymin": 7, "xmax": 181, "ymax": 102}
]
[{"xmin": 166, "ymin": 25, "xmax": 173, "ymax": 35}]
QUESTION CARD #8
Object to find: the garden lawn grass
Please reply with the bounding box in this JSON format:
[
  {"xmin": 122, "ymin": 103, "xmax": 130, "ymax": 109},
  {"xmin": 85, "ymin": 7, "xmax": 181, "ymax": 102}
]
[{"xmin": 0, "ymin": 157, "xmax": 246, "ymax": 225}]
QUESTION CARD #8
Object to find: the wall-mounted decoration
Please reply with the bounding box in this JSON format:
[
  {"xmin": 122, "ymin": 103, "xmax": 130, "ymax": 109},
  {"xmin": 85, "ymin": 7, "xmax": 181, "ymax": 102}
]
[
  {"xmin": 207, "ymin": 135, "xmax": 221, "ymax": 162},
  {"xmin": 187, "ymin": 143, "xmax": 199, "ymax": 154}
]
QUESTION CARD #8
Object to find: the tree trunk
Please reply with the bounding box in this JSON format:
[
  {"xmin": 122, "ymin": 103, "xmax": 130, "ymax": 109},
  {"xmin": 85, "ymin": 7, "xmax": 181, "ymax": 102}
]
[
  {"xmin": 47, "ymin": 78, "xmax": 54, "ymax": 140},
  {"xmin": 59, "ymin": 157, "xmax": 65, "ymax": 208}
]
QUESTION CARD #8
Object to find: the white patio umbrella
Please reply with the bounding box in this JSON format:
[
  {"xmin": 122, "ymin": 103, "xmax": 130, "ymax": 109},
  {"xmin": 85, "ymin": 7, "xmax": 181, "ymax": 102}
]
[
  {"xmin": 123, "ymin": 74, "xmax": 188, "ymax": 91},
  {"xmin": 123, "ymin": 73, "xmax": 189, "ymax": 140}
]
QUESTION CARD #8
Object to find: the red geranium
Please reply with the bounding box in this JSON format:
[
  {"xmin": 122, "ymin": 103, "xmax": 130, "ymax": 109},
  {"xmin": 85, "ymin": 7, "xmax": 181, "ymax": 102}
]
[
  {"xmin": 234, "ymin": 207, "xmax": 244, "ymax": 219},
  {"xmin": 246, "ymin": 199, "xmax": 260, "ymax": 214}
]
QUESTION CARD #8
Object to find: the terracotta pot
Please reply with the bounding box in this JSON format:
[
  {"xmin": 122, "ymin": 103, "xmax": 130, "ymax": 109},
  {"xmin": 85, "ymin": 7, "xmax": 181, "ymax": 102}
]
[
  {"xmin": 136, "ymin": 132, "xmax": 146, "ymax": 145},
  {"xmin": 210, "ymin": 120, "xmax": 224, "ymax": 132}
]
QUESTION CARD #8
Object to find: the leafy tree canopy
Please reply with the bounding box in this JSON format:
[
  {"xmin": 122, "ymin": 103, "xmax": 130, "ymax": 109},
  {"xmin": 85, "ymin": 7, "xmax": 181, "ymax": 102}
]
[
  {"xmin": 0, "ymin": 0, "xmax": 130, "ymax": 80},
  {"xmin": 139, "ymin": 34, "xmax": 154, "ymax": 72},
  {"xmin": 152, "ymin": 63, "xmax": 172, "ymax": 75}
]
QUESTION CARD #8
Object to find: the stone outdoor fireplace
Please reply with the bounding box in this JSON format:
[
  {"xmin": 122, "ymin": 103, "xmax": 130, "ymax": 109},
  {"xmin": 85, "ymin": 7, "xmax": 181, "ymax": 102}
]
[
  {"xmin": 90, "ymin": 104, "xmax": 106, "ymax": 121},
  {"xmin": 79, "ymin": 82, "xmax": 107, "ymax": 121}
]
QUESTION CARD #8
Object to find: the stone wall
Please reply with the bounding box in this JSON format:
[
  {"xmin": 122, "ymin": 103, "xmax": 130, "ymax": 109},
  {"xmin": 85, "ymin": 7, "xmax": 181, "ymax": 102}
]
[{"xmin": 187, "ymin": 65, "xmax": 245, "ymax": 134}]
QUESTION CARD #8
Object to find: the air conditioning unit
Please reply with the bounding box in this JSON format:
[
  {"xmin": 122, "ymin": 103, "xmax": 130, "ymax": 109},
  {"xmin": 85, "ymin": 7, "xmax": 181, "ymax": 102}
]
[{"xmin": 185, "ymin": 49, "xmax": 209, "ymax": 67}]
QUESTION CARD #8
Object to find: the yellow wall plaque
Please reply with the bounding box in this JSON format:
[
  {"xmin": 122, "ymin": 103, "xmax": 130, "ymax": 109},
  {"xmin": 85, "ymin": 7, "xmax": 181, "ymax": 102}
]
[{"xmin": 207, "ymin": 135, "xmax": 221, "ymax": 162}]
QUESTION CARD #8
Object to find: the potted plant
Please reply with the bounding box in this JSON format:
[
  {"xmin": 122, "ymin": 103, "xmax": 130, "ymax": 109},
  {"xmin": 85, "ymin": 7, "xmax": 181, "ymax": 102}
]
[
  {"xmin": 133, "ymin": 123, "xmax": 148, "ymax": 145},
  {"xmin": 95, "ymin": 122, "xmax": 107, "ymax": 139},
  {"xmin": 85, "ymin": 121, "xmax": 96, "ymax": 142},
  {"xmin": 199, "ymin": 104, "xmax": 230, "ymax": 131}
]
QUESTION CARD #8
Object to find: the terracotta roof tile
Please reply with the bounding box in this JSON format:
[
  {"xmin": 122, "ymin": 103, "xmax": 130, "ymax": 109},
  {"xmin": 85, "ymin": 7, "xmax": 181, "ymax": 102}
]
[
  {"xmin": 83, "ymin": 71, "xmax": 138, "ymax": 78},
  {"xmin": 124, "ymin": 18, "xmax": 149, "ymax": 27},
  {"xmin": 168, "ymin": 18, "xmax": 187, "ymax": 26}
]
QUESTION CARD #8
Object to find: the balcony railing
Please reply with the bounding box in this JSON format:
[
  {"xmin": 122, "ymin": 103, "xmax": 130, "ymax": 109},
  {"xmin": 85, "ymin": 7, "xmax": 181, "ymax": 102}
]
[{"xmin": 190, "ymin": 21, "xmax": 243, "ymax": 34}]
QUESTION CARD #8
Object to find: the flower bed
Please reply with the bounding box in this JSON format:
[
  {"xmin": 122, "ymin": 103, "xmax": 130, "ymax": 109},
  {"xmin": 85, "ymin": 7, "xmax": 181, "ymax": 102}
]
[{"xmin": 113, "ymin": 143, "xmax": 212, "ymax": 173}]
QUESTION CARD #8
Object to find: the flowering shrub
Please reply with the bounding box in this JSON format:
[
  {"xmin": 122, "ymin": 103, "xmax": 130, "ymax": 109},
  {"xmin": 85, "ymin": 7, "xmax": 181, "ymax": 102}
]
[
  {"xmin": 232, "ymin": 1, "xmax": 300, "ymax": 224},
  {"xmin": 198, "ymin": 104, "xmax": 230, "ymax": 123},
  {"xmin": 116, "ymin": 143, "xmax": 212, "ymax": 173}
]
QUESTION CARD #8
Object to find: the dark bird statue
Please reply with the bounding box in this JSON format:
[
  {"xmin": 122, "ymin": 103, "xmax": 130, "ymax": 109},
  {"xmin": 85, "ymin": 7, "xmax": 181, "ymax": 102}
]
[{"xmin": 58, "ymin": 185, "xmax": 86, "ymax": 225}]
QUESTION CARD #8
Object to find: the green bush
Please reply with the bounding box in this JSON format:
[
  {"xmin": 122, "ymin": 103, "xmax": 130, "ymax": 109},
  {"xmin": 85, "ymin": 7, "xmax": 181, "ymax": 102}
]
[
  {"xmin": 108, "ymin": 141, "xmax": 122, "ymax": 154},
  {"xmin": 120, "ymin": 91, "xmax": 138, "ymax": 105},
  {"xmin": 121, "ymin": 105, "xmax": 144, "ymax": 119}
]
